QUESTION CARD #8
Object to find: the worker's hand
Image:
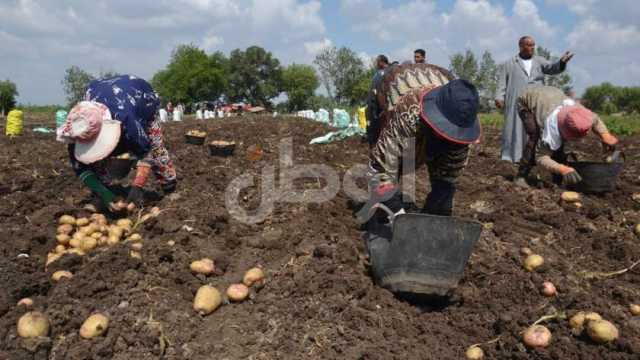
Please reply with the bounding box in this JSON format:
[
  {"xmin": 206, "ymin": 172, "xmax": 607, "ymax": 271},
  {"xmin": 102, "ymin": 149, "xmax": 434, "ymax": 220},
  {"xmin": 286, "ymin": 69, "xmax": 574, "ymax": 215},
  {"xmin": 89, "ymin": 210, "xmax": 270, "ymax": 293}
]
[
  {"xmin": 601, "ymin": 132, "xmax": 618, "ymax": 152},
  {"xmin": 495, "ymin": 99, "xmax": 504, "ymax": 109},
  {"xmin": 560, "ymin": 51, "xmax": 574, "ymax": 64},
  {"xmin": 126, "ymin": 186, "xmax": 145, "ymax": 208},
  {"xmin": 559, "ymin": 165, "xmax": 582, "ymax": 185}
]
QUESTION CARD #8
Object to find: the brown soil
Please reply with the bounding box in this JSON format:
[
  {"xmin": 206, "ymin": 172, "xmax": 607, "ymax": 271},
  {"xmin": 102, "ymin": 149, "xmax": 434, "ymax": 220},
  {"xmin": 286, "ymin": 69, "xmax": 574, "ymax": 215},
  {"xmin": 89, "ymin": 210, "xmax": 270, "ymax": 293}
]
[{"xmin": 0, "ymin": 116, "xmax": 639, "ymax": 359}]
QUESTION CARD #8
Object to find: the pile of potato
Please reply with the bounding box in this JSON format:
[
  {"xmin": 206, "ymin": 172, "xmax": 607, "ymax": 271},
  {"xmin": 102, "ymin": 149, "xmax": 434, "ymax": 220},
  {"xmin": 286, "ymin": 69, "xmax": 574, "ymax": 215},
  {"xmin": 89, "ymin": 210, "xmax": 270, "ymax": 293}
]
[
  {"xmin": 48, "ymin": 213, "xmax": 145, "ymax": 269},
  {"xmin": 193, "ymin": 267, "xmax": 265, "ymax": 315},
  {"xmin": 187, "ymin": 130, "xmax": 207, "ymax": 137}
]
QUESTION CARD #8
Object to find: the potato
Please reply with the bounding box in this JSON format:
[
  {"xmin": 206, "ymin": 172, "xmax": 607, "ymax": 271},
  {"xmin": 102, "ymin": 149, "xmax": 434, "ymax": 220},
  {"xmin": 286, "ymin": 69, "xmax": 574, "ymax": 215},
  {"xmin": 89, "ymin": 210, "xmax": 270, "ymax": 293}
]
[
  {"xmin": 586, "ymin": 319, "xmax": 619, "ymax": 343},
  {"xmin": 59, "ymin": 215, "xmax": 76, "ymax": 225},
  {"xmin": 91, "ymin": 232, "xmax": 102, "ymax": 240},
  {"xmin": 130, "ymin": 251, "xmax": 142, "ymax": 259},
  {"xmin": 109, "ymin": 226, "xmax": 124, "ymax": 238},
  {"xmin": 46, "ymin": 252, "xmax": 62, "ymax": 267},
  {"xmin": 520, "ymin": 247, "xmax": 533, "ymax": 256},
  {"xmin": 52, "ymin": 270, "xmax": 73, "ymax": 282},
  {"xmin": 80, "ymin": 313, "xmax": 109, "ymax": 339},
  {"xmin": 561, "ymin": 191, "xmax": 580, "ymax": 203},
  {"xmin": 56, "ymin": 234, "xmax": 71, "ymax": 245},
  {"xmin": 57, "ymin": 224, "xmax": 74, "ymax": 235},
  {"xmin": 80, "ymin": 224, "xmax": 99, "ymax": 236},
  {"xmin": 227, "ymin": 284, "xmax": 249, "ymax": 302},
  {"xmin": 17, "ymin": 311, "xmax": 49, "ymax": 338},
  {"xmin": 107, "ymin": 235, "xmax": 120, "ymax": 246},
  {"xmin": 116, "ymin": 219, "xmax": 133, "ymax": 228},
  {"xmin": 167, "ymin": 240, "xmax": 176, "ymax": 246},
  {"xmin": 72, "ymin": 231, "xmax": 85, "ymax": 241},
  {"xmin": 76, "ymin": 217, "xmax": 90, "ymax": 227},
  {"xmin": 630, "ymin": 304, "xmax": 640, "ymax": 316},
  {"xmin": 128, "ymin": 233, "xmax": 142, "ymax": 242},
  {"xmin": 80, "ymin": 237, "xmax": 98, "ymax": 252},
  {"xmin": 98, "ymin": 236, "xmax": 109, "ymax": 247},
  {"xmin": 569, "ymin": 311, "xmax": 602, "ymax": 331},
  {"xmin": 90, "ymin": 213, "xmax": 107, "ymax": 225},
  {"xmin": 193, "ymin": 285, "xmax": 222, "ymax": 315},
  {"xmin": 523, "ymin": 254, "xmax": 544, "ymax": 272},
  {"xmin": 465, "ymin": 346, "xmax": 484, "ymax": 360},
  {"xmin": 190, "ymin": 259, "xmax": 215, "ymax": 275},
  {"xmin": 540, "ymin": 281, "xmax": 557, "ymax": 297},
  {"xmin": 69, "ymin": 237, "xmax": 82, "ymax": 249},
  {"xmin": 523, "ymin": 325, "xmax": 552, "ymax": 348},
  {"xmin": 54, "ymin": 245, "xmax": 66, "ymax": 254},
  {"xmin": 130, "ymin": 242, "xmax": 143, "ymax": 251},
  {"xmin": 243, "ymin": 267, "xmax": 265, "ymax": 287},
  {"xmin": 17, "ymin": 298, "xmax": 34, "ymax": 307},
  {"xmin": 634, "ymin": 224, "xmax": 640, "ymax": 237}
]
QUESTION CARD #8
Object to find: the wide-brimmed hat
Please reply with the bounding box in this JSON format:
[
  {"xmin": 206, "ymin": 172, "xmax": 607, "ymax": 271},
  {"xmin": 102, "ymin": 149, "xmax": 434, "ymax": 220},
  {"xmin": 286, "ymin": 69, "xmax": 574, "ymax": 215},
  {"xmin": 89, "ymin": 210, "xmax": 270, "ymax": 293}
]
[
  {"xmin": 56, "ymin": 101, "xmax": 121, "ymax": 164},
  {"xmin": 558, "ymin": 105, "xmax": 593, "ymax": 140},
  {"xmin": 420, "ymin": 79, "xmax": 481, "ymax": 144}
]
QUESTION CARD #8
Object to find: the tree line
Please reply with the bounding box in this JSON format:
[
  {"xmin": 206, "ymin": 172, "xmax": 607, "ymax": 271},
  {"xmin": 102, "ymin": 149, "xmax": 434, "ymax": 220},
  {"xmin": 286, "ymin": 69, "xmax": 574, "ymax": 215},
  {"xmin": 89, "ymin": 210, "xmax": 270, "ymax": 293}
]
[{"xmin": 0, "ymin": 44, "xmax": 637, "ymax": 116}]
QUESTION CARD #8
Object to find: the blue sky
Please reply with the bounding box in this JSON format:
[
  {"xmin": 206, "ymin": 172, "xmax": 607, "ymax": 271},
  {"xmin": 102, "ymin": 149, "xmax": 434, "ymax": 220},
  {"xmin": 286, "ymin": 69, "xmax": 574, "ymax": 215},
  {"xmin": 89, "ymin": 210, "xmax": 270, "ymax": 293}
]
[{"xmin": 0, "ymin": 0, "xmax": 638, "ymax": 105}]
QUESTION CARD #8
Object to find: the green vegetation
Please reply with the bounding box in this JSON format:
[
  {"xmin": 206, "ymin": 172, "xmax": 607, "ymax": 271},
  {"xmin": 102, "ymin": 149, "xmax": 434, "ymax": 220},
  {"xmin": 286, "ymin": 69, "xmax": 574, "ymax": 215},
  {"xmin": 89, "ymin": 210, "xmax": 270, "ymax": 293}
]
[{"xmin": 480, "ymin": 112, "xmax": 640, "ymax": 136}]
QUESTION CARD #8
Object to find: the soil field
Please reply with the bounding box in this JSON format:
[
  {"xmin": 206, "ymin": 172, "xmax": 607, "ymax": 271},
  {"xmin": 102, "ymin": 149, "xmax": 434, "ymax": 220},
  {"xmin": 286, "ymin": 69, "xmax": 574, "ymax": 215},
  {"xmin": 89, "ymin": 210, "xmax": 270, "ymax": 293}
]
[{"xmin": 0, "ymin": 116, "xmax": 639, "ymax": 359}]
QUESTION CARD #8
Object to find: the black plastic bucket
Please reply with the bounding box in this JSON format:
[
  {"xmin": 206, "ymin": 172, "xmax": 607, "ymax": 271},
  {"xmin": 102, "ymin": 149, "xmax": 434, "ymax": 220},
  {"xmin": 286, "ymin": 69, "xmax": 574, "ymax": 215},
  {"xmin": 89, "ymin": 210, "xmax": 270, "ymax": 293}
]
[
  {"xmin": 567, "ymin": 152, "xmax": 624, "ymax": 193},
  {"xmin": 208, "ymin": 142, "xmax": 236, "ymax": 157},
  {"xmin": 366, "ymin": 213, "xmax": 482, "ymax": 296}
]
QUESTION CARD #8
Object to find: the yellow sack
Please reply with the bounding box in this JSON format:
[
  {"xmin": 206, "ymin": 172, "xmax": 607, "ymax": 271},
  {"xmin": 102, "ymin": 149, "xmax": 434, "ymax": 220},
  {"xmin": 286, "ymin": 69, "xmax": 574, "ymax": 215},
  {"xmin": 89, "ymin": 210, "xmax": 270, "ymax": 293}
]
[
  {"xmin": 6, "ymin": 109, "xmax": 23, "ymax": 137},
  {"xmin": 357, "ymin": 107, "xmax": 367, "ymax": 130}
]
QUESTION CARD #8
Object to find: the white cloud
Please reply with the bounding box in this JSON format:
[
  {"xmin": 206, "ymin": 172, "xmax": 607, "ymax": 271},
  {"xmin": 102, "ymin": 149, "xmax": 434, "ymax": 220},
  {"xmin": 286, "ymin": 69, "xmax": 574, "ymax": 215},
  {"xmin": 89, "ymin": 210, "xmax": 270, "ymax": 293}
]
[{"xmin": 304, "ymin": 38, "xmax": 333, "ymax": 57}]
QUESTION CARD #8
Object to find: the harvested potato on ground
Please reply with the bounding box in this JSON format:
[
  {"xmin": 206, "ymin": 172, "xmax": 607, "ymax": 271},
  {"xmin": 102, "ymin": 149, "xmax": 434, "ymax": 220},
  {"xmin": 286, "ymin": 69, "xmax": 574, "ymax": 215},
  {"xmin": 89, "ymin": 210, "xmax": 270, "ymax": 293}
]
[
  {"xmin": 465, "ymin": 346, "xmax": 484, "ymax": 360},
  {"xmin": 523, "ymin": 325, "xmax": 552, "ymax": 348},
  {"xmin": 59, "ymin": 215, "xmax": 76, "ymax": 225},
  {"xmin": 17, "ymin": 311, "xmax": 49, "ymax": 338},
  {"xmin": 54, "ymin": 245, "xmax": 66, "ymax": 254},
  {"xmin": 80, "ymin": 313, "xmax": 109, "ymax": 339},
  {"xmin": 243, "ymin": 267, "xmax": 265, "ymax": 287},
  {"xmin": 98, "ymin": 236, "xmax": 109, "ymax": 247},
  {"xmin": 107, "ymin": 235, "xmax": 120, "ymax": 246},
  {"xmin": 66, "ymin": 248, "xmax": 86, "ymax": 256},
  {"xmin": 76, "ymin": 217, "xmax": 90, "ymax": 227},
  {"xmin": 569, "ymin": 311, "xmax": 602, "ymax": 331},
  {"xmin": 52, "ymin": 270, "xmax": 73, "ymax": 282},
  {"xmin": 128, "ymin": 233, "xmax": 142, "ymax": 242},
  {"xmin": 227, "ymin": 284, "xmax": 250, "ymax": 302},
  {"xmin": 56, "ymin": 234, "xmax": 71, "ymax": 245},
  {"xmin": 190, "ymin": 259, "xmax": 215, "ymax": 275},
  {"xmin": 561, "ymin": 191, "xmax": 580, "ymax": 203},
  {"xmin": 587, "ymin": 319, "xmax": 619, "ymax": 343},
  {"xmin": 630, "ymin": 304, "xmax": 640, "ymax": 316},
  {"xmin": 109, "ymin": 226, "xmax": 124, "ymax": 238},
  {"xmin": 130, "ymin": 251, "xmax": 142, "ymax": 259},
  {"xmin": 46, "ymin": 253, "xmax": 62, "ymax": 267},
  {"xmin": 90, "ymin": 213, "xmax": 107, "ymax": 225},
  {"xmin": 116, "ymin": 219, "xmax": 133, "ymax": 228},
  {"xmin": 57, "ymin": 224, "xmax": 73, "ymax": 235},
  {"xmin": 69, "ymin": 237, "xmax": 82, "ymax": 249},
  {"xmin": 194, "ymin": 285, "xmax": 222, "ymax": 315},
  {"xmin": 80, "ymin": 237, "xmax": 98, "ymax": 252},
  {"xmin": 523, "ymin": 254, "xmax": 544, "ymax": 272},
  {"xmin": 634, "ymin": 224, "xmax": 640, "ymax": 236},
  {"xmin": 520, "ymin": 247, "xmax": 533, "ymax": 256},
  {"xmin": 540, "ymin": 281, "xmax": 557, "ymax": 297},
  {"xmin": 130, "ymin": 243, "xmax": 143, "ymax": 251},
  {"xmin": 17, "ymin": 298, "xmax": 33, "ymax": 307}
]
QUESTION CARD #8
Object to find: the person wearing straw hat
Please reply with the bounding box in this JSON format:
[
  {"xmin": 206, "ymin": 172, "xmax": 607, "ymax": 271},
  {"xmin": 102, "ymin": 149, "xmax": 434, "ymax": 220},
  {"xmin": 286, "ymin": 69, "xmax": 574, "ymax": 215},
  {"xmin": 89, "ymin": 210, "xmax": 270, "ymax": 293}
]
[
  {"xmin": 362, "ymin": 79, "xmax": 481, "ymax": 220},
  {"xmin": 515, "ymin": 85, "xmax": 618, "ymax": 186},
  {"xmin": 57, "ymin": 75, "xmax": 177, "ymax": 213}
]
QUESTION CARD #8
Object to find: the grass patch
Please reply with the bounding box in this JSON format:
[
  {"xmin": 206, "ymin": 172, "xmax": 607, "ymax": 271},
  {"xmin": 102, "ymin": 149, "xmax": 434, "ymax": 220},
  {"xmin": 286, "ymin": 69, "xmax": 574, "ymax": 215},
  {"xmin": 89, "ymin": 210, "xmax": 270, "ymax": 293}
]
[{"xmin": 479, "ymin": 112, "xmax": 640, "ymax": 136}]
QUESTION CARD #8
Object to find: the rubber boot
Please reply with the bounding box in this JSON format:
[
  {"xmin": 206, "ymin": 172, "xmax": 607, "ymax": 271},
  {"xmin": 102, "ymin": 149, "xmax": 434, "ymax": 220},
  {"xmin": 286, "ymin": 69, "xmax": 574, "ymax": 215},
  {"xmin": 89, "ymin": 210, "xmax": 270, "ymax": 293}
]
[{"xmin": 421, "ymin": 180, "xmax": 455, "ymax": 216}]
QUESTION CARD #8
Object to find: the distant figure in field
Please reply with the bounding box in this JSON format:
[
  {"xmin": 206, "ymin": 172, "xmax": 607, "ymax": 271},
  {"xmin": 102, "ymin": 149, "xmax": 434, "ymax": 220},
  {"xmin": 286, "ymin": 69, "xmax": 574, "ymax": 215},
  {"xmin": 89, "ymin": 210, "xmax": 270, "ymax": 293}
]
[
  {"xmin": 495, "ymin": 36, "xmax": 574, "ymax": 164},
  {"xmin": 414, "ymin": 49, "xmax": 426, "ymax": 64},
  {"xmin": 366, "ymin": 54, "xmax": 390, "ymax": 146}
]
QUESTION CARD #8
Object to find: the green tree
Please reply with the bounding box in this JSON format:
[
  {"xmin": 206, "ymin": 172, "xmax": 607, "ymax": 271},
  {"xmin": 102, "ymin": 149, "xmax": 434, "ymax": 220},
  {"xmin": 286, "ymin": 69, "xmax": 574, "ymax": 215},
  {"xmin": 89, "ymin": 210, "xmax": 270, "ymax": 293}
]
[
  {"xmin": 151, "ymin": 44, "xmax": 227, "ymax": 106},
  {"xmin": 536, "ymin": 46, "xmax": 572, "ymax": 92},
  {"xmin": 449, "ymin": 49, "xmax": 478, "ymax": 82},
  {"xmin": 0, "ymin": 79, "xmax": 18, "ymax": 116},
  {"xmin": 282, "ymin": 64, "xmax": 319, "ymax": 111},
  {"xmin": 227, "ymin": 46, "xmax": 282, "ymax": 107},
  {"xmin": 62, "ymin": 65, "xmax": 95, "ymax": 107},
  {"xmin": 313, "ymin": 46, "xmax": 367, "ymax": 105}
]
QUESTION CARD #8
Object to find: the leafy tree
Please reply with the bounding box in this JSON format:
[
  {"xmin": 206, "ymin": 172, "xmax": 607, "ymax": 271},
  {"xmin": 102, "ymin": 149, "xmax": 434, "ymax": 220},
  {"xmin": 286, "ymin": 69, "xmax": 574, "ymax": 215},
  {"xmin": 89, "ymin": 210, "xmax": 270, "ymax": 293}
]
[
  {"xmin": 449, "ymin": 50, "xmax": 478, "ymax": 82},
  {"xmin": 62, "ymin": 65, "xmax": 95, "ymax": 107},
  {"xmin": 0, "ymin": 79, "xmax": 18, "ymax": 116},
  {"xmin": 582, "ymin": 83, "xmax": 640, "ymax": 114},
  {"xmin": 536, "ymin": 46, "xmax": 572, "ymax": 92},
  {"xmin": 313, "ymin": 46, "xmax": 368, "ymax": 106},
  {"xmin": 282, "ymin": 64, "xmax": 319, "ymax": 111},
  {"xmin": 151, "ymin": 44, "xmax": 227, "ymax": 106},
  {"xmin": 227, "ymin": 46, "xmax": 282, "ymax": 107}
]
